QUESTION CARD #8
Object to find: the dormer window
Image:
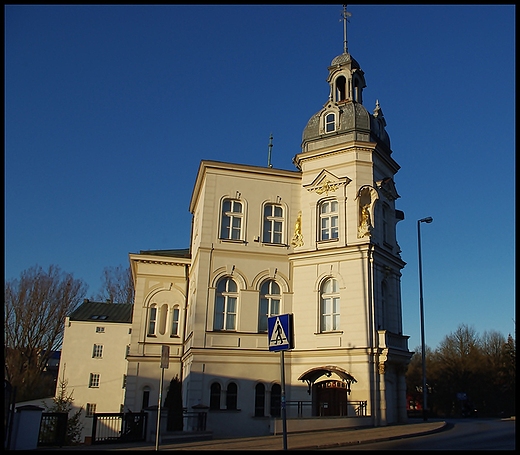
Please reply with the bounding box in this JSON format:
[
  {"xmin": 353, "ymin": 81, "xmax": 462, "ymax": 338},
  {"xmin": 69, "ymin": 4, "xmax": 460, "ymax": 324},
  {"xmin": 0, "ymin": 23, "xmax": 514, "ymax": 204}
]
[{"xmin": 325, "ymin": 113, "xmax": 336, "ymax": 133}]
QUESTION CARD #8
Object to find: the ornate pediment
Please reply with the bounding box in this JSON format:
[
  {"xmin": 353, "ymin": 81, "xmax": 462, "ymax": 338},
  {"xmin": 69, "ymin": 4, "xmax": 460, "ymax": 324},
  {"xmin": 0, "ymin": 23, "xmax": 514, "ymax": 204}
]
[
  {"xmin": 303, "ymin": 169, "xmax": 351, "ymax": 195},
  {"xmin": 376, "ymin": 178, "xmax": 400, "ymax": 201}
]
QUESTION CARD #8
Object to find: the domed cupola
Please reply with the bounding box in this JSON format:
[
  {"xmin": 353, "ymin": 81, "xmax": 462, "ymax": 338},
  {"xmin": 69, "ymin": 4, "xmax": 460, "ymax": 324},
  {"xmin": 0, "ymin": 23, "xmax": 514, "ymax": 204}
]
[{"xmin": 301, "ymin": 50, "xmax": 371, "ymax": 147}]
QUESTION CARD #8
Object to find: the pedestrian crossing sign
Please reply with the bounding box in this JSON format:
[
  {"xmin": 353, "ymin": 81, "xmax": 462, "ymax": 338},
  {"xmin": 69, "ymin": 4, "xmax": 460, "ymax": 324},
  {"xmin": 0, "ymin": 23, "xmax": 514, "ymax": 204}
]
[{"xmin": 268, "ymin": 314, "xmax": 294, "ymax": 351}]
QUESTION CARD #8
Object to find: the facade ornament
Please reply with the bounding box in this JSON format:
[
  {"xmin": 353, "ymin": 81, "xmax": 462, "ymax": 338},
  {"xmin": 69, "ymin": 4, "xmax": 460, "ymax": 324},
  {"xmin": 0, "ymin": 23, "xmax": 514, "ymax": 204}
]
[
  {"xmin": 378, "ymin": 362, "xmax": 386, "ymax": 375},
  {"xmin": 358, "ymin": 203, "xmax": 373, "ymax": 238},
  {"xmin": 291, "ymin": 211, "xmax": 304, "ymax": 247},
  {"xmin": 315, "ymin": 179, "xmax": 340, "ymax": 195}
]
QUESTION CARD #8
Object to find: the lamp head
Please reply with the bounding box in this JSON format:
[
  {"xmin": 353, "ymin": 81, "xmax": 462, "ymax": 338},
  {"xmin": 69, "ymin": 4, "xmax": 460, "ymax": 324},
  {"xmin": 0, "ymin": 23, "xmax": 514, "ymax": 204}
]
[{"xmin": 419, "ymin": 217, "xmax": 433, "ymax": 224}]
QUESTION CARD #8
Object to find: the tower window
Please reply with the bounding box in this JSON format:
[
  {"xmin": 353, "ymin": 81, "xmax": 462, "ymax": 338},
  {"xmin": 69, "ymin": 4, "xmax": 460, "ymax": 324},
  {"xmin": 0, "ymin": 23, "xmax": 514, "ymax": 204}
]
[
  {"xmin": 325, "ymin": 113, "xmax": 336, "ymax": 132},
  {"xmin": 214, "ymin": 277, "xmax": 237, "ymax": 330},
  {"xmin": 220, "ymin": 199, "xmax": 243, "ymax": 240},
  {"xmin": 320, "ymin": 278, "xmax": 340, "ymax": 332},
  {"xmin": 258, "ymin": 280, "xmax": 281, "ymax": 332},
  {"xmin": 319, "ymin": 199, "xmax": 339, "ymax": 240}
]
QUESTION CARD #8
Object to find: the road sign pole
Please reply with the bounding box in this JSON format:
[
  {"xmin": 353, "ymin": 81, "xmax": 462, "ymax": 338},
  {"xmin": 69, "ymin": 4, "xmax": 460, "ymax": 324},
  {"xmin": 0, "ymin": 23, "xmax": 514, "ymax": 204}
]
[
  {"xmin": 155, "ymin": 365, "xmax": 164, "ymax": 451},
  {"xmin": 281, "ymin": 350, "xmax": 287, "ymax": 450}
]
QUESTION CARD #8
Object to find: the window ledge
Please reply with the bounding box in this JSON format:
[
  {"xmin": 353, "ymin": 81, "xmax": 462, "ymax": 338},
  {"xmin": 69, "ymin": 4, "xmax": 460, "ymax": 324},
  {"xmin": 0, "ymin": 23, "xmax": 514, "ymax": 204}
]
[{"xmin": 314, "ymin": 330, "xmax": 344, "ymax": 335}]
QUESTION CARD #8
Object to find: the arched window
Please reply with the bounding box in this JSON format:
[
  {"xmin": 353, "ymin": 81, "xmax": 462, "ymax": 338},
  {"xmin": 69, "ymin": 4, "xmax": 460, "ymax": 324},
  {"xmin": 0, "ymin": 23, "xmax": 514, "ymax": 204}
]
[
  {"xmin": 171, "ymin": 305, "xmax": 180, "ymax": 336},
  {"xmin": 148, "ymin": 305, "xmax": 157, "ymax": 336},
  {"xmin": 210, "ymin": 382, "xmax": 221, "ymax": 410},
  {"xmin": 262, "ymin": 204, "xmax": 284, "ymax": 244},
  {"xmin": 325, "ymin": 113, "xmax": 336, "ymax": 133},
  {"xmin": 270, "ymin": 384, "xmax": 281, "ymax": 417},
  {"xmin": 254, "ymin": 383, "xmax": 265, "ymax": 417},
  {"xmin": 214, "ymin": 277, "xmax": 237, "ymax": 330},
  {"xmin": 226, "ymin": 382, "xmax": 238, "ymax": 410},
  {"xmin": 320, "ymin": 278, "xmax": 340, "ymax": 332},
  {"xmin": 319, "ymin": 200, "xmax": 339, "ymax": 241},
  {"xmin": 220, "ymin": 199, "xmax": 243, "ymax": 240},
  {"xmin": 258, "ymin": 280, "xmax": 281, "ymax": 332}
]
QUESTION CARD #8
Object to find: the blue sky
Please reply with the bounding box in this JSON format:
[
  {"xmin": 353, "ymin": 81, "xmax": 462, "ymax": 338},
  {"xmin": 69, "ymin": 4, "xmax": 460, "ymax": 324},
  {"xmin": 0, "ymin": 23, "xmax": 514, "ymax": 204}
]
[{"xmin": 5, "ymin": 5, "xmax": 515, "ymax": 351}]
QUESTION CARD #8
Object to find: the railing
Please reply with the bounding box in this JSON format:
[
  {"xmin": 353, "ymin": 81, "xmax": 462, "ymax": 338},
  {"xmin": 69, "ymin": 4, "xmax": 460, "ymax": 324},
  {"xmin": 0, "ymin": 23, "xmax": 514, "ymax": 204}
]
[
  {"xmin": 286, "ymin": 401, "xmax": 313, "ymax": 418},
  {"xmin": 183, "ymin": 411, "xmax": 207, "ymax": 431},
  {"xmin": 351, "ymin": 401, "xmax": 367, "ymax": 416},
  {"xmin": 285, "ymin": 401, "xmax": 367, "ymax": 417},
  {"xmin": 92, "ymin": 412, "xmax": 147, "ymax": 444}
]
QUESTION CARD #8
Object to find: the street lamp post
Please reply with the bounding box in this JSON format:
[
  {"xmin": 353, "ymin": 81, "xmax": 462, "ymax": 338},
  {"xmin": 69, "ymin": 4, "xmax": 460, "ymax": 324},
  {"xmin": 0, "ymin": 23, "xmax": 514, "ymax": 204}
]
[{"xmin": 417, "ymin": 216, "xmax": 433, "ymax": 421}]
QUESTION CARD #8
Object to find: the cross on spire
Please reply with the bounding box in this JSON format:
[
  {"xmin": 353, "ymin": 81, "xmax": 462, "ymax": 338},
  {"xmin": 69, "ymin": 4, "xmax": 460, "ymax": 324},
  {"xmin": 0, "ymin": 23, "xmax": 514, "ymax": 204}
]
[{"xmin": 341, "ymin": 5, "xmax": 352, "ymax": 54}]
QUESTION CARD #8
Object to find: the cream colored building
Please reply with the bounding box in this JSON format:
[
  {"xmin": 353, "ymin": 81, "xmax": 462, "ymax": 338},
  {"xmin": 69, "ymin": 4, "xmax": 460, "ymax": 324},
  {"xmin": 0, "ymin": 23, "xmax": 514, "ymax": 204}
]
[
  {"xmin": 56, "ymin": 301, "xmax": 132, "ymax": 441},
  {"xmin": 123, "ymin": 45, "xmax": 412, "ymax": 438}
]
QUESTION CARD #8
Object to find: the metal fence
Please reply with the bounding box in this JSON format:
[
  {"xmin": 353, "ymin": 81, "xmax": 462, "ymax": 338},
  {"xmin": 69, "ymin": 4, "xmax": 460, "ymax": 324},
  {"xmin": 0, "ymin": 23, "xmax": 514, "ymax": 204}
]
[
  {"xmin": 286, "ymin": 400, "xmax": 368, "ymax": 418},
  {"xmin": 92, "ymin": 411, "xmax": 147, "ymax": 444}
]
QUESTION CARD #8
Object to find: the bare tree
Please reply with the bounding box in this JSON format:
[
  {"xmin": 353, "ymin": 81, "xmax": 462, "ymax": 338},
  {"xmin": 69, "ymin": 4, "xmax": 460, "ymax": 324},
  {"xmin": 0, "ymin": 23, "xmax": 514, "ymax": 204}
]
[
  {"xmin": 4, "ymin": 265, "xmax": 87, "ymax": 401},
  {"xmin": 94, "ymin": 264, "xmax": 134, "ymax": 304}
]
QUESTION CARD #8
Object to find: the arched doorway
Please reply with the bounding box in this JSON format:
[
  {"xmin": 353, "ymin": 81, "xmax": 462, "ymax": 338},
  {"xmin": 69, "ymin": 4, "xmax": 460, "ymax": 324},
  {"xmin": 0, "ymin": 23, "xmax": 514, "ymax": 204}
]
[{"xmin": 298, "ymin": 365, "xmax": 356, "ymax": 417}]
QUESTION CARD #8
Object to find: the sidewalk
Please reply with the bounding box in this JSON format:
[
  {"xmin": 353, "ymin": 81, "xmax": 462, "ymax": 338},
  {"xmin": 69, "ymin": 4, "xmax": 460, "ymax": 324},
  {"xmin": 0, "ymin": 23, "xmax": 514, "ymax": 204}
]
[{"xmin": 44, "ymin": 419, "xmax": 447, "ymax": 451}]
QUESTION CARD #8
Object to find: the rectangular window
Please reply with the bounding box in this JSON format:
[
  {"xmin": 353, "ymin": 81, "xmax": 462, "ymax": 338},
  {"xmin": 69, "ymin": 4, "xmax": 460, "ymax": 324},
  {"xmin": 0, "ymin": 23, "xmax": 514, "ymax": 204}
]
[
  {"xmin": 89, "ymin": 373, "xmax": 100, "ymax": 388},
  {"xmin": 95, "ymin": 327, "xmax": 105, "ymax": 333},
  {"xmin": 86, "ymin": 403, "xmax": 96, "ymax": 417},
  {"xmin": 92, "ymin": 344, "xmax": 103, "ymax": 358}
]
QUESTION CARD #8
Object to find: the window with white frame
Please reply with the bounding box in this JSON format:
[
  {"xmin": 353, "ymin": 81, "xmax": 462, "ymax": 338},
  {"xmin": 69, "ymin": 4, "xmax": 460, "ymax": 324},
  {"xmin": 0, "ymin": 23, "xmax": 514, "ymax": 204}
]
[
  {"xmin": 325, "ymin": 113, "xmax": 336, "ymax": 132},
  {"xmin": 89, "ymin": 373, "xmax": 100, "ymax": 388},
  {"xmin": 258, "ymin": 280, "xmax": 280, "ymax": 332},
  {"xmin": 171, "ymin": 306, "xmax": 180, "ymax": 336},
  {"xmin": 214, "ymin": 277, "xmax": 237, "ymax": 330},
  {"xmin": 262, "ymin": 204, "xmax": 284, "ymax": 244},
  {"xmin": 92, "ymin": 344, "xmax": 103, "ymax": 358},
  {"xmin": 319, "ymin": 199, "xmax": 339, "ymax": 240},
  {"xmin": 86, "ymin": 403, "xmax": 96, "ymax": 417},
  {"xmin": 220, "ymin": 199, "xmax": 243, "ymax": 240},
  {"xmin": 148, "ymin": 304, "xmax": 157, "ymax": 336},
  {"xmin": 320, "ymin": 278, "xmax": 340, "ymax": 332}
]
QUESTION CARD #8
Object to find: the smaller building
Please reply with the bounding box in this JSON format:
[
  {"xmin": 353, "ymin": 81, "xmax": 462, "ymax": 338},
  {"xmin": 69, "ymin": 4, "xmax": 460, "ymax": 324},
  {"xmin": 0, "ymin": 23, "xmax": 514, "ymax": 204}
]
[{"xmin": 56, "ymin": 300, "xmax": 132, "ymax": 442}]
